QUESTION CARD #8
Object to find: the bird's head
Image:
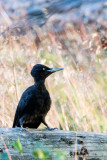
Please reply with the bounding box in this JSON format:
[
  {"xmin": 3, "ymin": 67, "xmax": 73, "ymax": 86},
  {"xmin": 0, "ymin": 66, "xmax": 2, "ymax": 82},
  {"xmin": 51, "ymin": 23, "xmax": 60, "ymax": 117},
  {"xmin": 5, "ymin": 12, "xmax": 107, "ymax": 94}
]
[{"xmin": 31, "ymin": 64, "xmax": 63, "ymax": 82}]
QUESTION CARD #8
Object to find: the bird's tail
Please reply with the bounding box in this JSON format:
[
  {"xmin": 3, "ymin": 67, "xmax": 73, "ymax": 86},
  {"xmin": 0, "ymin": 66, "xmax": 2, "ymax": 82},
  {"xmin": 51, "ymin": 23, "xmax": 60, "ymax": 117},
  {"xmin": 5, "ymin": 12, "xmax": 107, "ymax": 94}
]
[{"xmin": 12, "ymin": 109, "xmax": 19, "ymax": 128}]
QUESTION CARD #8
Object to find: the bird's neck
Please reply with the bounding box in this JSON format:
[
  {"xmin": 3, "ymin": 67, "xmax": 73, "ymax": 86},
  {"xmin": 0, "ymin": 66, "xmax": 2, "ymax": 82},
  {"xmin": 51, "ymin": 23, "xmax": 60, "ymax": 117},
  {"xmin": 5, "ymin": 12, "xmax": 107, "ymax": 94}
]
[{"xmin": 35, "ymin": 79, "xmax": 46, "ymax": 91}]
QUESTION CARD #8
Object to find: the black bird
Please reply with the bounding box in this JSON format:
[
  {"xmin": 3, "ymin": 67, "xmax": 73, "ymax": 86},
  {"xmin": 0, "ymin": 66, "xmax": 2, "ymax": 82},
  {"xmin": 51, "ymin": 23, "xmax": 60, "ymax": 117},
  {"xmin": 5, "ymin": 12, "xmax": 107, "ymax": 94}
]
[{"xmin": 13, "ymin": 64, "xmax": 63, "ymax": 129}]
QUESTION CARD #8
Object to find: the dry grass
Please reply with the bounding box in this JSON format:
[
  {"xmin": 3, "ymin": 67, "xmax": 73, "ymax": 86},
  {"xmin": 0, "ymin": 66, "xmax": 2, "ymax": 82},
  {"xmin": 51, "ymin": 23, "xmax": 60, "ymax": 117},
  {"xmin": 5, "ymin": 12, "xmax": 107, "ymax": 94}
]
[{"xmin": 0, "ymin": 6, "xmax": 107, "ymax": 133}]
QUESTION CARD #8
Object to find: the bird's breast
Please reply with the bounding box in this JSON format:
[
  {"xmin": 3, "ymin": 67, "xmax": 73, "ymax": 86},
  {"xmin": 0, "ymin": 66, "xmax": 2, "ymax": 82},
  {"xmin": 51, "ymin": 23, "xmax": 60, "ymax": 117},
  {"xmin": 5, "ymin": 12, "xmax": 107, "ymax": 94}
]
[{"xmin": 32, "ymin": 90, "xmax": 51, "ymax": 115}]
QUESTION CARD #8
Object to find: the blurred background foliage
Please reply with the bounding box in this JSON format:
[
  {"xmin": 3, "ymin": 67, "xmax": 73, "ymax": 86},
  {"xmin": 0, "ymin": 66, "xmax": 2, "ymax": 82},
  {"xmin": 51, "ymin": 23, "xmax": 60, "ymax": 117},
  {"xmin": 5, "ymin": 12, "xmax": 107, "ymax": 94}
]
[{"xmin": 0, "ymin": 0, "xmax": 107, "ymax": 132}]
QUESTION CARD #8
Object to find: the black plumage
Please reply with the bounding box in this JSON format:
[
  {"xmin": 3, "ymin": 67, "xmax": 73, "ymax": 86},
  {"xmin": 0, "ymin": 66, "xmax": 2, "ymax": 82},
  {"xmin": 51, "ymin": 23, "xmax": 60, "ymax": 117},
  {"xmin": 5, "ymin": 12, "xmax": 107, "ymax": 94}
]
[{"xmin": 13, "ymin": 64, "xmax": 63, "ymax": 129}]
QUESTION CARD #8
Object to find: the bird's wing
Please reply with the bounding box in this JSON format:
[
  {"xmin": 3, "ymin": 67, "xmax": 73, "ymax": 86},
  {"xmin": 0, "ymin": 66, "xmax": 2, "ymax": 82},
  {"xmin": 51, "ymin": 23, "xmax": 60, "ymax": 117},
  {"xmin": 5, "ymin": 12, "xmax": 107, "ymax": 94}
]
[{"xmin": 13, "ymin": 85, "xmax": 41, "ymax": 127}]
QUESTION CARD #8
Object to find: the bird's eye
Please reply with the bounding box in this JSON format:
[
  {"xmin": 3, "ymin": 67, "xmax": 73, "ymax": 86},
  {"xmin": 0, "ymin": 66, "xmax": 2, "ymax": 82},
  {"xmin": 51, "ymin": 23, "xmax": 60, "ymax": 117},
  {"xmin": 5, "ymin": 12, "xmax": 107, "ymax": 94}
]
[{"xmin": 43, "ymin": 68, "xmax": 45, "ymax": 70}]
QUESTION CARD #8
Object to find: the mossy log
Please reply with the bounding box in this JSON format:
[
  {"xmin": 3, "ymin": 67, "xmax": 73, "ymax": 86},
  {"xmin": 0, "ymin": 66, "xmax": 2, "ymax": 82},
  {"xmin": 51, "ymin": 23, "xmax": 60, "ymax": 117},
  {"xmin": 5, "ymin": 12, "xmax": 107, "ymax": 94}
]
[{"xmin": 0, "ymin": 128, "xmax": 107, "ymax": 160}]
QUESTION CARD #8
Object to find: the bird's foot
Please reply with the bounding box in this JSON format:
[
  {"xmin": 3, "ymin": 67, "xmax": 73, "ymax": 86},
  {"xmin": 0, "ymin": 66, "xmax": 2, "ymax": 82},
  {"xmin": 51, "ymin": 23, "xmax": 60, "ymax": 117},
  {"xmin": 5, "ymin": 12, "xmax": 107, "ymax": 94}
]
[
  {"xmin": 15, "ymin": 126, "xmax": 26, "ymax": 131},
  {"xmin": 21, "ymin": 127, "xmax": 26, "ymax": 131},
  {"xmin": 45, "ymin": 127, "xmax": 58, "ymax": 131}
]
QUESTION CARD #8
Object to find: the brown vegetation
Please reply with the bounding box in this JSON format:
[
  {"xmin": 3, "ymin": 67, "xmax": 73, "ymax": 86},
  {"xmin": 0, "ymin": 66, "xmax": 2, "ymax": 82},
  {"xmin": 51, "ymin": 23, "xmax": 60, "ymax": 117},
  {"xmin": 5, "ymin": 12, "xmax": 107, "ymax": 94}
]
[{"xmin": 0, "ymin": 2, "xmax": 107, "ymax": 132}]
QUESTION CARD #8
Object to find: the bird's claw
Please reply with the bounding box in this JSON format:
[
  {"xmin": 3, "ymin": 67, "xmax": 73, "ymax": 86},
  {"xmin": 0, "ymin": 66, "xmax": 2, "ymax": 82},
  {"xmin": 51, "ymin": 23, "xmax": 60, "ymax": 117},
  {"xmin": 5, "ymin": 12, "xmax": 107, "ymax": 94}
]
[
  {"xmin": 45, "ymin": 127, "xmax": 58, "ymax": 131},
  {"xmin": 15, "ymin": 126, "xmax": 26, "ymax": 131}
]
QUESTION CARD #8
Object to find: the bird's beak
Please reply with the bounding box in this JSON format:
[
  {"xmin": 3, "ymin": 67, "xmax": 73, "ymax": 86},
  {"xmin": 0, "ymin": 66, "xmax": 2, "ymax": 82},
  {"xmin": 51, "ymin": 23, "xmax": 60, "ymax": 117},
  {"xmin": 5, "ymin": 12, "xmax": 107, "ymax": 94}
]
[{"xmin": 48, "ymin": 67, "xmax": 64, "ymax": 73}]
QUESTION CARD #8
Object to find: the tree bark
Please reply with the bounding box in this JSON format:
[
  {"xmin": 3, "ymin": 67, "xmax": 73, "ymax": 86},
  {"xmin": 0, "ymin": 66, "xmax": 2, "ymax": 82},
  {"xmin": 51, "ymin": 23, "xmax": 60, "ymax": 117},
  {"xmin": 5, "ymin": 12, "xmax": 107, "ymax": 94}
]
[{"xmin": 0, "ymin": 128, "xmax": 107, "ymax": 160}]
